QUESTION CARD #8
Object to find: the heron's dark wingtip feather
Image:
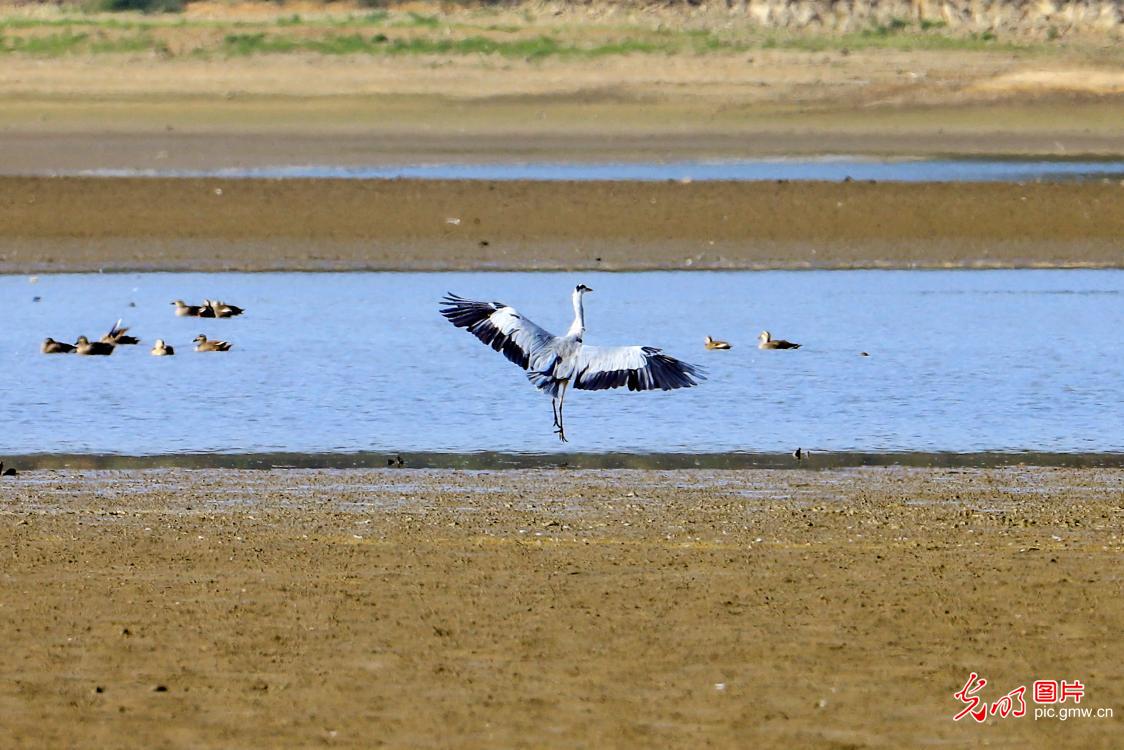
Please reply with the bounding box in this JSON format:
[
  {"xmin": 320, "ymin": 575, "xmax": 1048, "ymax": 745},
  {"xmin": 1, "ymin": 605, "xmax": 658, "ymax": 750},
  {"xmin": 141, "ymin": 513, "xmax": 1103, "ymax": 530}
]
[{"xmin": 438, "ymin": 294, "xmax": 532, "ymax": 370}]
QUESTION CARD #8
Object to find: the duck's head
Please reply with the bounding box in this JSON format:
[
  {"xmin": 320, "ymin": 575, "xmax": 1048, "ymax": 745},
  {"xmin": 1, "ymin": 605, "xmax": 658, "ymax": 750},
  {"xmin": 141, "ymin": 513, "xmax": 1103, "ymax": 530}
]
[
  {"xmin": 76, "ymin": 336, "xmax": 89, "ymax": 345},
  {"xmin": 758, "ymin": 331, "xmax": 771, "ymax": 343},
  {"xmin": 193, "ymin": 334, "xmax": 206, "ymax": 344}
]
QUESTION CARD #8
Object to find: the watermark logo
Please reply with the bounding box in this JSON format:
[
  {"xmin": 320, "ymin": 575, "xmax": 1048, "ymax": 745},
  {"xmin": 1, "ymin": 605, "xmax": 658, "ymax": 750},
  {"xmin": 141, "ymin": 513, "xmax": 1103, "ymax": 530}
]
[{"xmin": 953, "ymin": 674, "xmax": 1113, "ymax": 722}]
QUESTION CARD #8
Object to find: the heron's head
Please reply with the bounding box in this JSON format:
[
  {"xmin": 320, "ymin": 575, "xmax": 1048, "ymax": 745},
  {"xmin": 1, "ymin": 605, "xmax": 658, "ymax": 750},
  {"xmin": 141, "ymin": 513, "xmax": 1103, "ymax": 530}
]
[{"xmin": 575, "ymin": 284, "xmax": 593, "ymax": 295}]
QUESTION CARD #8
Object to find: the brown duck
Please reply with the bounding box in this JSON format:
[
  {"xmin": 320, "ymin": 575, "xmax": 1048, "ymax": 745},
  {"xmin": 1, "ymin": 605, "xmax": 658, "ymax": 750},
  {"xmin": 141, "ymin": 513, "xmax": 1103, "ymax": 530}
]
[
  {"xmin": 704, "ymin": 336, "xmax": 732, "ymax": 350},
  {"xmin": 101, "ymin": 319, "xmax": 140, "ymax": 346},
  {"xmin": 151, "ymin": 339, "xmax": 175, "ymax": 356},
  {"xmin": 193, "ymin": 334, "xmax": 232, "ymax": 352},
  {"xmin": 172, "ymin": 300, "xmax": 204, "ymax": 317},
  {"xmin": 757, "ymin": 331, "xmax": 801, "ymax": 350},
  {"xmin": 75, "ymin": 336, "xmax": 115, "ymax": 356},
  {"xmin": 42, "ymin": 337, "xmax": 76, "ymax": 354}
]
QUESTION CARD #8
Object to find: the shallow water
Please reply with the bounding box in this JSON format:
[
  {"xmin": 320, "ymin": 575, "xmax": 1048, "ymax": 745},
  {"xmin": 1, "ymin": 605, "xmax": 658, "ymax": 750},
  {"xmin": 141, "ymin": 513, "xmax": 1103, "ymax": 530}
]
[
  {"xmin": 68, "ymin": 158, "xmax": 1124, "ymax": 183},
  {"xmin": 3, "ymin": 270, "xmax": 1121, "ymax": 456}
]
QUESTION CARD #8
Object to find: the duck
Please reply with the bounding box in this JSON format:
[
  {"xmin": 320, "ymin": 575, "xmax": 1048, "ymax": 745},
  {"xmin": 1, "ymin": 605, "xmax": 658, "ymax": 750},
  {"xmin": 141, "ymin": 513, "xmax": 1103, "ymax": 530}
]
[
  {"xmin": 171, "ymin": 300, "xmax": 204, "ymax": 317},
  {"xmin": 757, "ymin": 331, "xmax": 801, "ymax": 350},
  {"xmin": 75, "ymin": 336, "xmax": 115, "ymax": 356},
  {"xmin": 101, "ymin": 319, "xmax": 140, "ymax": 346},
  {"xmin": 193, "ymin": 334, "xmax": 232, "ymax": 352},
  {"xmin": 704, "ymin": 336, "xmax": 732, "ymax": 350},
  {"xmin": 41, "ymin": 337, "xmax": 76, "ymax": 354},
  {"xmin": 0, "ymin": 461, "xmax": 16, "ymax": 477},
  {"xmin": 204, "ymin": 300, "xmax": 245, "ymax": 318},
  {"xmin": 151, "ymin": 339, "xmax": 175, "ymax": 356}
]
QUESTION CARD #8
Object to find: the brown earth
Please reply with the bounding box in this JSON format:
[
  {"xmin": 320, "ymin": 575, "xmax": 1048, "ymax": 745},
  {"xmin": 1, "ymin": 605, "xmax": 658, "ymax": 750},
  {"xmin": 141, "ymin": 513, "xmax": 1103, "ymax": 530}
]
[
  {"xmin": 0, "ymin": 467, "xmax": 1120, "ymax": 748},
  {"xmin": 1, "ymin": 176, "xmax": 1122, "ymax": 272}
]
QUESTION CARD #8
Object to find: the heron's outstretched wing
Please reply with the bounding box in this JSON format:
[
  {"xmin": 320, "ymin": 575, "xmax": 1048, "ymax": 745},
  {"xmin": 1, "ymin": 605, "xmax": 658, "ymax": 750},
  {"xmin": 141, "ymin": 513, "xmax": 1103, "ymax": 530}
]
[
  {"xmin": 572, "ymin": 345, "xmax": 705, "ymax": 392},
  {"xmin": 439, "ymin": 293, "xmax": 557, "ymax": 371}
]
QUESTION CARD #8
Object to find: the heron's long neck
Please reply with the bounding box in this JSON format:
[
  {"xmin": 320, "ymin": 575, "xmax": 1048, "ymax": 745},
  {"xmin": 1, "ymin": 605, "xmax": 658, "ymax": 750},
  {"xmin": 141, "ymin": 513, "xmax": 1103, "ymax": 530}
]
[{"xmin": 566, "ymin": 292, "xmax": 585, "ymax": 338}]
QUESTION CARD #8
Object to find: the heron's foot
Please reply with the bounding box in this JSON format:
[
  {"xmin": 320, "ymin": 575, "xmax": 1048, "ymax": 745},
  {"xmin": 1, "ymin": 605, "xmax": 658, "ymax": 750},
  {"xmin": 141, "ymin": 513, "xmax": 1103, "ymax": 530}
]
[{"xmin": 554, "ymin": 426, "xmax": 568, "ymax": 443}]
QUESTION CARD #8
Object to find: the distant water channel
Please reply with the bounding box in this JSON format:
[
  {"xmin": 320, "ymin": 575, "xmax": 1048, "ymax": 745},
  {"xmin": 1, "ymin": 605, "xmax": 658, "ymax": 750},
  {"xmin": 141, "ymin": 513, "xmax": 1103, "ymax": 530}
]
[
  {"xmin": 3, "ymin": 270, "xmax": 1121, "ymax": 457},
  {"xmin": 68, "ymin": 158, "xmax": 1124, "ymax": 183}
]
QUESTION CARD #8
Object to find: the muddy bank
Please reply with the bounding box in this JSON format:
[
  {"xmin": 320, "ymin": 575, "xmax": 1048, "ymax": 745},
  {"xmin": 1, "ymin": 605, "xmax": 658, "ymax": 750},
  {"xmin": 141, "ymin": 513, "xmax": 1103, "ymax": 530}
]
[
  {"xmin": 0, "ymin": 467, "xmax": 1120, "ymax": 748},
  {"xmin": 2, "ymin": 177, "xmax": 1122, "ymax": 272}
]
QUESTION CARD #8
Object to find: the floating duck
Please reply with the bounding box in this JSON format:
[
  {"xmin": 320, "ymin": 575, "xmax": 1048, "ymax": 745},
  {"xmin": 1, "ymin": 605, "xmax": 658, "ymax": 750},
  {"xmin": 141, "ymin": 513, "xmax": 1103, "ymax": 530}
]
[
  {"xmin": 41, "ymin": 337, "xmax": 76, "ymax": 354},
  {"xmin": 758, "ymin": 331, "xmax": 801, "ymax": 350},
  {"xmin": 75, "ymin": 336, "xmax": 115, "ymax": 356},
  {"xmin": 151, "ymin": 339, "xmax": 175, "ymax": 356},
  {"xmin": 101, "ymin": 319, "xmax": 140, "ymax": 346},
  {"xmin": 193, "ymin": 334, "xmax": 232, "ymax": 352},
  {"xmin": 172, "ymin": 300, "xmax": 204, "ymax": 317},
  {"xmin": 204, "ymin": 300, "xmax": 245, "ymax": 318},
  {"xmin": 704, "ymin": 336, "xmax": 732, "ymax": 350}
]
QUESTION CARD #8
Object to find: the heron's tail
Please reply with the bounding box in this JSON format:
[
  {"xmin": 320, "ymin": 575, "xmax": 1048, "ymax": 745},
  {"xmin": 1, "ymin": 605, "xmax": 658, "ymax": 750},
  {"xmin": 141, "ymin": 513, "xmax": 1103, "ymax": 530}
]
[{"xmin": 526, "ymin": 371, "xmax": 563, "ymax": 398}]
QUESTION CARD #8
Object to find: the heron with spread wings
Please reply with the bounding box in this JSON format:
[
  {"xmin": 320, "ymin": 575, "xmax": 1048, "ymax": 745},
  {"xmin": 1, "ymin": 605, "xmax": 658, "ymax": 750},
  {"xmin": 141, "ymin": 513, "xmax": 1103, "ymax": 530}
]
[{"xmin": 440, "ymin": 284, "xmax": 704, "ymax": 442}]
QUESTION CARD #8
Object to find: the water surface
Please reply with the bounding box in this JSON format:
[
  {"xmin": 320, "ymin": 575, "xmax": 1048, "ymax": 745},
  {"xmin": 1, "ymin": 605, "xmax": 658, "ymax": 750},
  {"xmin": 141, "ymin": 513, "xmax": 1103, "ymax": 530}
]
[
  {"xmin": 3, "ymin": 270, "xmax": 1121, "ymax": 456},
  {"xmin": 68, "ymin": 158, "xmax": 1124, "ymax": 183}
]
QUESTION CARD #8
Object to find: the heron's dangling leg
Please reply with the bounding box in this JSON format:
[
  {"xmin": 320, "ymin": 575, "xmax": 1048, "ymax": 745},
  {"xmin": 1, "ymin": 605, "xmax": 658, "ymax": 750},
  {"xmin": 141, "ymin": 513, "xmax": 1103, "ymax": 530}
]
[
  {"xmin": 551, "ymin": 396, "xmax": 561, "ymax": 429},
  {"xmin": 555, "ymin": 382, "xmax": 569, "ymax": 443}
]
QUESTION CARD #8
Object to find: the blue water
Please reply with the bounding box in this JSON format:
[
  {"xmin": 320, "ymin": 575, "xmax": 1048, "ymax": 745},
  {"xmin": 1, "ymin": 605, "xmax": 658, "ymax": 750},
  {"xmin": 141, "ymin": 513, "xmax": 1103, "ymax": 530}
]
[
  {"xmin": 2, "ymin": 271, "xmax": 1121, "ymax": 455},
  {"xmin": 69, "ymin": 158, "xmax": 1124, "ymax": 183}
]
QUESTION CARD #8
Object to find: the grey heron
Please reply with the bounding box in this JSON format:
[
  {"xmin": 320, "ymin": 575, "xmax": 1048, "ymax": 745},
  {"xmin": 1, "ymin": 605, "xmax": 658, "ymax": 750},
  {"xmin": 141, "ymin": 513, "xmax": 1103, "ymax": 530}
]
[
  {"xmin": 440, "ymin": 284, "xmax": 704, "ymax": 442},
  {"xmin": 757, "ymin": 331, "xmax": 801, "ymax": 350}
]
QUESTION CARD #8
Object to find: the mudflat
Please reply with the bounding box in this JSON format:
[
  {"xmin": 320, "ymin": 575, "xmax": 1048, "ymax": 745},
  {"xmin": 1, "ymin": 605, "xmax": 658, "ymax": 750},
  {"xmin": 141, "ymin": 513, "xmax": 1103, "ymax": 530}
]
[
  {"xmin": 3, "ymin": 177, "xmax": 1123, "ymax": 272},
  {"xmin": 0, "ymin": 467, "xmax": 1120, "ymax": 748}
]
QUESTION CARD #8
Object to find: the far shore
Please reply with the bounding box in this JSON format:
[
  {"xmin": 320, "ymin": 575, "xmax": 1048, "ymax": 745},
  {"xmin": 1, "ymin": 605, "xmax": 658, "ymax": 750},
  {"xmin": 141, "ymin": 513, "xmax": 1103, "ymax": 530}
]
[{"xmin": 2, "ymin": 177, "xmax": 1121, "ymax": 273}]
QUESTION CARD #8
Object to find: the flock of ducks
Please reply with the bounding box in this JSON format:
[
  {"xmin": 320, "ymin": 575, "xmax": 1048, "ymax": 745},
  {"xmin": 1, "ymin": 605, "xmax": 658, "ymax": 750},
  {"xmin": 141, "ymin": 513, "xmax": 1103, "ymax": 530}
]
[
  {"xmin": 704, "ymin": 330, "xmax": 802, "ymax": 351},
  {"xmin": 41, "ymin": 299, "xmax": 243, "ymax": 357}
]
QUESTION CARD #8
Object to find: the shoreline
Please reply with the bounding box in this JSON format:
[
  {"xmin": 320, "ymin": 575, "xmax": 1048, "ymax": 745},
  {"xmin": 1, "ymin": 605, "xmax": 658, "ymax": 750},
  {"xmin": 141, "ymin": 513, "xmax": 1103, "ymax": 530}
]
[
  {"xmin": 3, "ymin": 451, "xmax": 1123, "ymax": 471},
  {"xmin": 4, "ymin": 177, "xmax": 1122, "ymax": 273},
  {"xmin": 2, "ymin": 466, "xmax": 1120, "ymax": 748}
]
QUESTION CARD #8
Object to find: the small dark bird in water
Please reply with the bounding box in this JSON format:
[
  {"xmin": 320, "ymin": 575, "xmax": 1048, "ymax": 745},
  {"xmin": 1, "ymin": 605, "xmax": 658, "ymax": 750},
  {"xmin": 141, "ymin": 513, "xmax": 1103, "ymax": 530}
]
[
  {"xmin": 32, "ymin": 296, "xmax": 41, "ymax": 303},
  {"xmin": 101, "ymin": 320, "xmax": 140, "ymax": 346},
  {"xmin": 75, "ymin": 336, "xmax": 115, "ymax": 356},
  {"xmin": 758, "ymin": 331, "xmax": 801, "ymax": 350},
  {"xmin": 0, "ymin": 462, "xmax": 17, "ymax": 477},
  {"xmin": 387, "ymin": 454, "xmax": 405, "ymax": 468},
  {"xmin": 42, "ymin": 337, "xmax": 76, "ymax": 354},
  {"xmin": 792, "ymin": 448, "xmax": 805, "ymax": 461},
  {"xmin": 860, "ymin": 352, "xmax": 869, "ymax": 357}
]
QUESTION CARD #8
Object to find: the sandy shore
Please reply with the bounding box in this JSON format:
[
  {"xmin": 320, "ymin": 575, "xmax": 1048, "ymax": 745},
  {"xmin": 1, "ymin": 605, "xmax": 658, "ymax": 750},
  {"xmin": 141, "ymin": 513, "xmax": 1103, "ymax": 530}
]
[
  {"xmin": 0, "ymin": 467, "xmax": 1120, "ymax": 748},
  {"xmin": 3, "ymin": 177, "xmax": 1123, "ymax": 272}
]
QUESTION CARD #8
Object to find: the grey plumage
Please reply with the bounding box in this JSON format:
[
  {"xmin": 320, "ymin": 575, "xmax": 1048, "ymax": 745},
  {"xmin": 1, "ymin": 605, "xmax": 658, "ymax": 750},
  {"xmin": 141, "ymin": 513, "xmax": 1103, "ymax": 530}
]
[{"xmin": 440, "ymin": 284, "xmax": 704, "ymax": 441}]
